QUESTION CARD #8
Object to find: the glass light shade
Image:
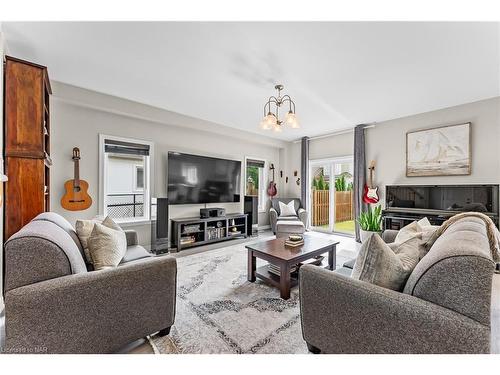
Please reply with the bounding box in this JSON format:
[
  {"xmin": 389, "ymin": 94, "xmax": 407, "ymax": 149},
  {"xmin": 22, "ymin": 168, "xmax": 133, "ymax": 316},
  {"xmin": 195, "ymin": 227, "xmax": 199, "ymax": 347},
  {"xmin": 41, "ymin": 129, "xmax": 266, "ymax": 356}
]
[
  {"xmin": 273, "ymin": 124, "xmax": 282, "ymax": 132},
  {"xmin": 264, "ymin": 113, "xmax": 277, "ymax": 126},
  {"xmin": 285, "ymin": 111, "xmax": 299, "ymax": 128},
  {"xmin": 260, "ymin": 119, "xmax": 272, "ymax": 130}
]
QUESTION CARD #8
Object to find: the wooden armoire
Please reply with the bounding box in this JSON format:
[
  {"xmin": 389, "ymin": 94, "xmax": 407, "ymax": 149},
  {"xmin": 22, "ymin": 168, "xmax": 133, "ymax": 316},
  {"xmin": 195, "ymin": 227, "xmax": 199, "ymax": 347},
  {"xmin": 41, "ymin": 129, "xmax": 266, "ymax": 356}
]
[{"xmin": 3, "ymin": 56, "xmax": 52, "ymax": 239}]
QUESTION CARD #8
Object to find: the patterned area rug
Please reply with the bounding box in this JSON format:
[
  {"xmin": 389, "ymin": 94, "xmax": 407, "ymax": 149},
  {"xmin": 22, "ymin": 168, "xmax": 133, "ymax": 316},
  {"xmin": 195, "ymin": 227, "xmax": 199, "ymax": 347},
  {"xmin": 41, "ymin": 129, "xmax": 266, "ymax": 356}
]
[{"xmin": 152, "ymin": 241, "xmax": 310, "ymax": 353}]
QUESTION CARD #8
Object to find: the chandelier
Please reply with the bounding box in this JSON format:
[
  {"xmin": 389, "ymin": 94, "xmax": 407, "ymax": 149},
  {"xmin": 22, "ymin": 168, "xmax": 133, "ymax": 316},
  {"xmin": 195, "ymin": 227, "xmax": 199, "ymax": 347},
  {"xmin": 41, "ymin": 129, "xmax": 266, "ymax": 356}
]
[{"xmin": 260, "ymin": 84, "xmax": 299, "ymax": 132}]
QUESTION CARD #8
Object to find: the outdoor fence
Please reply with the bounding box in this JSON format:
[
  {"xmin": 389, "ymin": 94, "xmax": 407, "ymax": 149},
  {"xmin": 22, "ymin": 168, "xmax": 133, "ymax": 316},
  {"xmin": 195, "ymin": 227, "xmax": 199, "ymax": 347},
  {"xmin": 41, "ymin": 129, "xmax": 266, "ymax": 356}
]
[{"xmin": 311, "ymin": 190, "xmax": 353, "ymax": 226}]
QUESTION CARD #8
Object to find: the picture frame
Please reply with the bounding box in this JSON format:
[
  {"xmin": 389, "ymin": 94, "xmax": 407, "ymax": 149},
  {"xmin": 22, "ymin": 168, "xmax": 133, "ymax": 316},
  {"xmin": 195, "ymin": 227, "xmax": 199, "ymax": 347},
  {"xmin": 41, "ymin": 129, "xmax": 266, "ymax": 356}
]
[{"xmin": 406, "ymin": 122, "xmax": 471, "ymax": 177}]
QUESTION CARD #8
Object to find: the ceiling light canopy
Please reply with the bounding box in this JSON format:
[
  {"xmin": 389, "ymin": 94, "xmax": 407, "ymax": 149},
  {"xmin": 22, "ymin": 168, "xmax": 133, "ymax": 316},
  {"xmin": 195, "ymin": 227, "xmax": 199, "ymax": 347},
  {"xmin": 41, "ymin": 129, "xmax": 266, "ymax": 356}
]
[{"xmin": 260, "ymin": 84, "xmax": 299, "ymax": 132}]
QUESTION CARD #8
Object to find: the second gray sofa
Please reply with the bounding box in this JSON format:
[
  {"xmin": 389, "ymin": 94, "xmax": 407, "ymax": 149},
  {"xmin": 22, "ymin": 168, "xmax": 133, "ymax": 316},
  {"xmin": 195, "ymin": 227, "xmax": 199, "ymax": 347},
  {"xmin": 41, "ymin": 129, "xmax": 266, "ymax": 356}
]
[
  {"xmin": 299, "ymin": 216, "xmax": 496, "ymax": 353},
  {"xmin": 3, "ymin": 212, "xmax": 177, "ymax": 354}
]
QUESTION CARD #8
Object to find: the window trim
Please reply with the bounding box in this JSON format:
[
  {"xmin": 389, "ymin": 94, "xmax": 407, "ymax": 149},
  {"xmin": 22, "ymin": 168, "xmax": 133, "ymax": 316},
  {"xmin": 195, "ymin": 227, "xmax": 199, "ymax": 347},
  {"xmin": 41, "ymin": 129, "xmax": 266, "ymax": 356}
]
[
  {"xmin": 99, "ymin": 134, "xmax": 154, "ymax": 224},
  {"xmin": 244, "ymin": 156, "xmax": 267, "ymax": 213}
]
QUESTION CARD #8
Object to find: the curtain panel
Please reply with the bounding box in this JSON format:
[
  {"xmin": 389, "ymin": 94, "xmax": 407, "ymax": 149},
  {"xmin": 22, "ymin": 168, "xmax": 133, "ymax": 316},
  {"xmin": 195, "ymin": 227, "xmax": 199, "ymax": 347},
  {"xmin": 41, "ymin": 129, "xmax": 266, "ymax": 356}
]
[{"xmin": 354, "ymin": 125, "xmax": 368, "ymax": 242}]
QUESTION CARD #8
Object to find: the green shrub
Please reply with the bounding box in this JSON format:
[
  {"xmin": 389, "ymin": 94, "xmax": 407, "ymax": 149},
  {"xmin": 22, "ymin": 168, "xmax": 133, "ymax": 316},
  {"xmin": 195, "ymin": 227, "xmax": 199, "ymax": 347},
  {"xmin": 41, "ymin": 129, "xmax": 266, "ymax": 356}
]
[
  {"xmin": 357, "ymin": 205, "xmax": 382, "ymax": 232},
  {"xmin": 317, "ymin": 175, "xmax": 326, "ymax": 190}
]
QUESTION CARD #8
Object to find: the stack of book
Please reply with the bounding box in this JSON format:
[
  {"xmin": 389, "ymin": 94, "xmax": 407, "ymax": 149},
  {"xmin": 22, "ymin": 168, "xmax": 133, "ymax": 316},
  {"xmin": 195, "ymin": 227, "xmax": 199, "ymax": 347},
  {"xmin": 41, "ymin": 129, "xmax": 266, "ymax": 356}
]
[
  {"xmin": 207, "ymin": 227, "xmax": 225, "ymax": 240},
  {"xmin": 268, "ymin": 264, "xmax": 298, "ymax": 276},
  {"xmin": 284, "ymin": 236, "xmax": 304, "ymax": 247},
  {"xmin": 267, "ymin": 255, "xmax": 324, "ymax": 277}
]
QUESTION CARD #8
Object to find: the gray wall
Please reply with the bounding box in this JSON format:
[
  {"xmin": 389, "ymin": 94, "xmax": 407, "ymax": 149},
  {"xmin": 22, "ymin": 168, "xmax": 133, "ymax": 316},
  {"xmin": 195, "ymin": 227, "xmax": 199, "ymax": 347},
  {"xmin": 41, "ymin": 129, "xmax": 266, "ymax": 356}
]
[
  {"xmin": 285, "ymin": 97, "xmax": 500, "ymax": 207},
  {"xmin": 50, "ymin": 82, "xmax": 287, "ymax": 245},
  {"xmin": 365, "ymin": 97, "xmax": 500, "ymax": 206}
]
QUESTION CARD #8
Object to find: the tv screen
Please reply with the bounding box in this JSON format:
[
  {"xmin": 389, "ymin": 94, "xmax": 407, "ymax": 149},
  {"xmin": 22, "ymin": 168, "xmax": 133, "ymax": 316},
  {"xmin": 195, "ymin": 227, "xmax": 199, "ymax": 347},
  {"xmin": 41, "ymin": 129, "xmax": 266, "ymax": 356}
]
[{"xmin": 167, "ymin": 152, "xmax": 241, "ymax": 205}]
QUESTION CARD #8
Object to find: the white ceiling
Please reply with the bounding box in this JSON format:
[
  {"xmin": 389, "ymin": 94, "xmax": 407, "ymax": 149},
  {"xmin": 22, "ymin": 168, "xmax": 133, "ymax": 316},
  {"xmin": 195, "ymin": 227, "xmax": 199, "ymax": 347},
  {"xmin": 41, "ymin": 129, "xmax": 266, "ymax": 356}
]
[{"xmin": 2, "ymin": 22, "xmax": 499, "ymax": 141}]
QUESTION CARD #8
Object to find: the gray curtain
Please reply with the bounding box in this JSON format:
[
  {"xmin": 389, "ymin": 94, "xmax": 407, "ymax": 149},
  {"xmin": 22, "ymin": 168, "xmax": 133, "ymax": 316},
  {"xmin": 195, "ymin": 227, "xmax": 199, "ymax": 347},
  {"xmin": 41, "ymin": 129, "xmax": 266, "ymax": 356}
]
[
  {"xmin": 300, "ymin": 136, "xmax": 309, "ymax": 211},
  {"xmin": 354, "ymin": 125, "xmax": 368, "ymax": 242}
]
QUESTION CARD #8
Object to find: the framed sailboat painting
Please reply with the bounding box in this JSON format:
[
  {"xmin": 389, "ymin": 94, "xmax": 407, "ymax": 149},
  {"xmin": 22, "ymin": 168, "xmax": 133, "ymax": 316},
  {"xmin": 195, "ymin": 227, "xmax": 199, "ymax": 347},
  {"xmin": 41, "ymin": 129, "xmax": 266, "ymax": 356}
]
[{"xmin": 406, "ymin": 122, "xmax": 471, "ymax": 177}]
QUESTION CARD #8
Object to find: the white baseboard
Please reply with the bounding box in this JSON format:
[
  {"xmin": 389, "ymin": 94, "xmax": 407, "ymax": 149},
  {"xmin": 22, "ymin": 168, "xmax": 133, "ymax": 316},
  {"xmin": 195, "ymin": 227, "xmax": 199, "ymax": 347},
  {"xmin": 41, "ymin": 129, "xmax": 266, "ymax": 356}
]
[{"xmin": 258, "ymin": 225, "xmax": 271, "ymax": 230}]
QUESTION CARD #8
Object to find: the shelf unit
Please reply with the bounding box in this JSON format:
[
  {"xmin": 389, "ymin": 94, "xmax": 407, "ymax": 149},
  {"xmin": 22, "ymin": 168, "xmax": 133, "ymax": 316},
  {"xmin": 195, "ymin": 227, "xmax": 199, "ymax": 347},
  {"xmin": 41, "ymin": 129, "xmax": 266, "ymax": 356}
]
[
  {"xmin": 171, "ymin": 213, "xmax": 248, "ymax": 251},
  {"xmin": 3, "ymin": 56, "xmax": 52, "ymax": 239}
]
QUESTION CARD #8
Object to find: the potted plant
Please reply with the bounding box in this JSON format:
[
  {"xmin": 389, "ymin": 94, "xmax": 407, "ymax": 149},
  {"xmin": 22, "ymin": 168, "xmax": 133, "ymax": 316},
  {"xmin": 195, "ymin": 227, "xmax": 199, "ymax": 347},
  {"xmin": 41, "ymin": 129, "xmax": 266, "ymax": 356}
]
[{"xmin": 357, "ymin": 205, "xmax": 382, "ymax": 242}]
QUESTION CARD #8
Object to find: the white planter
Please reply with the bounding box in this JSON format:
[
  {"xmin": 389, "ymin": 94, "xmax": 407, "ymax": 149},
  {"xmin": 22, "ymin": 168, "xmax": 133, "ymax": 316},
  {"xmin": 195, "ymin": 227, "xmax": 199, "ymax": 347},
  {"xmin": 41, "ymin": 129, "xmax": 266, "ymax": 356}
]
[{"xmin": 360, "ymin": 229, "xmax": 382, "ymax": 243}]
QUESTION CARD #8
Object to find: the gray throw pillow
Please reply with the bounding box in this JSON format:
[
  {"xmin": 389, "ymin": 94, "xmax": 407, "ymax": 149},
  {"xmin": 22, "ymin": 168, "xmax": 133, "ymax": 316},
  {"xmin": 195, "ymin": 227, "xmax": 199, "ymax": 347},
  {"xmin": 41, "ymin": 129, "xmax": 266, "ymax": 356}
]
[
  {"xmin": 88, "ymin": 220, "xmax": 127, "ymax": 270},
  {"xmin": 352, "ymin": 233, "xmax": 420, "ymax": 291}
]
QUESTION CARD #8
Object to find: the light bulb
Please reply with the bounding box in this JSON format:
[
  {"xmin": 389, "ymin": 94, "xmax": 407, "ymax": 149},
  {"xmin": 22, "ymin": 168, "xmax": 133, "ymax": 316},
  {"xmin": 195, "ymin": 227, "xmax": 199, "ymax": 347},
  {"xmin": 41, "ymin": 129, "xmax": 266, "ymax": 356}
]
[
  {"xmin": 285, "ymin": 111, "xmax": 299, "ymax": 128},
  {"xmin": 260, "ymin": 119, "xmax": 271, "ymax": 130},
  {"xmin": 264, "ymin": 112, "xmax": 277, "ymax": 126}
]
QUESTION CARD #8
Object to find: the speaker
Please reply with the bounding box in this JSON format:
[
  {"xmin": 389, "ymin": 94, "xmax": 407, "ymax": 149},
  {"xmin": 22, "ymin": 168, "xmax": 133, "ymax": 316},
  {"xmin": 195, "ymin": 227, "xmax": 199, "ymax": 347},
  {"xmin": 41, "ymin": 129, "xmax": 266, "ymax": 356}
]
[
  {"xmin": 151, "ymin": 197, "xmax": 169, "ymax": 254},
  {"xmin": 244, "ymin": 196, "xmax": 258, "ymax": 236}
]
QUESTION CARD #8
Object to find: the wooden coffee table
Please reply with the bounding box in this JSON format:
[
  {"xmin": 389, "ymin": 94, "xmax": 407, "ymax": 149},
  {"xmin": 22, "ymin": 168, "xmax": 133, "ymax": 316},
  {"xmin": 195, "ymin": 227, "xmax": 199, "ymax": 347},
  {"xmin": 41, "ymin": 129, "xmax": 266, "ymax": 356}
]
[{"xmin": 246, "ymin": 235, "xmax": 339, "ymax": 300}]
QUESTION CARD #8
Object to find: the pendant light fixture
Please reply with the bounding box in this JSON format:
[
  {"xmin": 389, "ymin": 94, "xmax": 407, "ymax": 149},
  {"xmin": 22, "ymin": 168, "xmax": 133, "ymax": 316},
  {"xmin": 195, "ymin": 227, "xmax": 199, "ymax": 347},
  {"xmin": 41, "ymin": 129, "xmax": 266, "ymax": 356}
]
[{"xmin": 260, "ymin": 84, "xmax": 299, "ymax": 132}]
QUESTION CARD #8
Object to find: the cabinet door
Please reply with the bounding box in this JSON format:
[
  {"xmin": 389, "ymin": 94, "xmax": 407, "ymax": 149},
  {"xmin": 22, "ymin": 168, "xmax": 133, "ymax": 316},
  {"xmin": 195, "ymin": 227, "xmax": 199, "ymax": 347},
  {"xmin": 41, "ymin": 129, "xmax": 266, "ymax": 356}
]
[
  {"xmin": 5, "ymin": 59, "xmax": 45, "ymax": 158},
  {"xmin": 4, "ymin": 157, "xmax": 45, "ymax": 239}
]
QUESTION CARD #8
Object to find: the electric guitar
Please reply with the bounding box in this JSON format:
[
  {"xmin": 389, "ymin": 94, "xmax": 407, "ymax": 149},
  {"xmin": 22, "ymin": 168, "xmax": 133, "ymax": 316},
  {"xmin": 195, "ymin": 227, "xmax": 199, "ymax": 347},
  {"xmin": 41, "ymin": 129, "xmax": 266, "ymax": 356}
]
[
  {"xmin": 363, "ymin": 160, "xmax": 379, "ymax": 204},
  {"xmin": 61, "ymin": 147, "xmax": 93, "ymax": 211},
  {"xmin": 267, "ymin": 163, "xmax": 278, "ymax": 197}
]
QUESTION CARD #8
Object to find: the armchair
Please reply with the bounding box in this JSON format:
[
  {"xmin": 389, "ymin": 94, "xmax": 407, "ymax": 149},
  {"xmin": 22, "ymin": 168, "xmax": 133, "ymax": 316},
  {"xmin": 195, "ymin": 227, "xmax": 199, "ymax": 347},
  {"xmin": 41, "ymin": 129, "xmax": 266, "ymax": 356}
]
[{"xmin": 269, "ymin": 198, "xmax": 307, "ymax": 234}]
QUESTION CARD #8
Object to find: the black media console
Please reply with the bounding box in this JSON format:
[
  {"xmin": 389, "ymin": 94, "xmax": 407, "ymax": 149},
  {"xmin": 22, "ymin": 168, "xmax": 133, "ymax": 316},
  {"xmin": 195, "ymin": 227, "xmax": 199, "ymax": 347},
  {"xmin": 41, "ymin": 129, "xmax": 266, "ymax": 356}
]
[{"xmin": 171, "ymin": 213, "xmax": 248, "ymax": 251}]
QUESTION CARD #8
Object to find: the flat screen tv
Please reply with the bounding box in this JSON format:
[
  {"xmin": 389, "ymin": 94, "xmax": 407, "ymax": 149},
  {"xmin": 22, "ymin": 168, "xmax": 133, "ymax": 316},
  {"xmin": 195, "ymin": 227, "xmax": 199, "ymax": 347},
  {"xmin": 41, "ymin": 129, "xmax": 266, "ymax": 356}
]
[
  {"xmin": 385, "ymin": 184, "xmax": 499, "ymax": 214},
  {"xmin": 167, "ymin": 152, "xmax": 241, "ymax": 205}
]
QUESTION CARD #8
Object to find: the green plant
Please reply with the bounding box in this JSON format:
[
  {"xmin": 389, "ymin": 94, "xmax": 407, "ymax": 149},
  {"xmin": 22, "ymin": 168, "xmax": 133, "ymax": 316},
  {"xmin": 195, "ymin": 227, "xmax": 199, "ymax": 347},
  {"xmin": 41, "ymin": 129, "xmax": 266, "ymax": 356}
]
[
  {"xmin": 357, "ymin": 205, "xmax": 382, "ymax": 232},
  {"xmin": 317, "ymin": 174, "xmax": 326, "ymax": 190},
  {"xmin": 346, "ymin": 182, "xmax": 353, "ymax": 191},
  {"xmin": 312, "ymin": 178, "xmax": 318, "ymax": 190},
  {"xmin": 335, "ymin": 175, "xmax": 346, "ymax": 191}
]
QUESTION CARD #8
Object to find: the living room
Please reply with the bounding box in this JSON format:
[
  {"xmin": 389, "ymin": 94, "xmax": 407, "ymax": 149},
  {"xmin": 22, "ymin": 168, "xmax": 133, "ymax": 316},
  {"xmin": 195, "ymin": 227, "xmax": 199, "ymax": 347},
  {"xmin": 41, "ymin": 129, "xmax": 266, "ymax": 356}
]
[{"xmin": 1, "ymin": 1, "xmax": 500, "ymax": 371}]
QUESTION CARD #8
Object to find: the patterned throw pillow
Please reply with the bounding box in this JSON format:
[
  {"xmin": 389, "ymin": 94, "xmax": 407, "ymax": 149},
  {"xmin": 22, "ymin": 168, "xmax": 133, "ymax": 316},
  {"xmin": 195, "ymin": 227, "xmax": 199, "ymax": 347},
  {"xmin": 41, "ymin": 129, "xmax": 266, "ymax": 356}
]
[
  {"xmin": 279, "ymin": 201, "xmax": 296, "ymax": 216},
  {"xmin": 352, "ymin": 233, "xmax": 420, "ymax": 291},
  {"xmin": 88, "ymin": 220, "xmax": 127, "ymax": 270}
]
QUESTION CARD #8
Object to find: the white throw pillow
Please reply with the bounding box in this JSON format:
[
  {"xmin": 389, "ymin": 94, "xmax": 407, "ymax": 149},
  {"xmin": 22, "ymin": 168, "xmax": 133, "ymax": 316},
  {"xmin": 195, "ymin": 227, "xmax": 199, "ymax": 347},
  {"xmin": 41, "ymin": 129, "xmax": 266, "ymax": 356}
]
[
  {"xmin": 394, "ymin": 218, "xmax": 439, "ymax": 259},
  {"xmin": 88, "ymin": 221, "xmax": 127, "ymax": 270},
  {"xmin": 76, "ymin": 216, "xmax": 124, "ymax": 264},
  {"xmin": 279, "ymin": 201, "xmax": 296, "ymax": 217}
]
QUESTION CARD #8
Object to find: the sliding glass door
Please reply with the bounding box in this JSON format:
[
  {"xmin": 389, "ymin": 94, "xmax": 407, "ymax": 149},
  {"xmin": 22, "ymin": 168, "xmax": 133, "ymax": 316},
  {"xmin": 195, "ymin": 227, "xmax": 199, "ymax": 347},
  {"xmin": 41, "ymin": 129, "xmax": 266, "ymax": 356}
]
[{"xmin": 309, "ymin": 157, "xmax": 354, "ymax": 235}]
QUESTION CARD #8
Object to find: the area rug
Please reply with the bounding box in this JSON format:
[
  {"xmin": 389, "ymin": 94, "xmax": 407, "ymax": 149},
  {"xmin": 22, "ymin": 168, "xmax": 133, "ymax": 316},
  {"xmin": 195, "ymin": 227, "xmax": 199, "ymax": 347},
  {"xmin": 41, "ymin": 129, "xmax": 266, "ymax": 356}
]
[{"xmin": 152, "ymin": 241, "xmax": 310, "ymax": 354}]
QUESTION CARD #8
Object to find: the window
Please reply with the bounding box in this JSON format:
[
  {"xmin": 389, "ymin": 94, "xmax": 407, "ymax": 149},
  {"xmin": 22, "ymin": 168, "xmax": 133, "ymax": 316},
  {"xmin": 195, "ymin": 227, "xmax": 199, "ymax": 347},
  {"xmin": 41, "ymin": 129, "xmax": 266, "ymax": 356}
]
[
  {"xmin": 99, "ymin": 135, "xmax": 153, "ymax": 223},
  {"xmin": 246, "ymin": 158, "xmax": 266, "ymax": 212},
  {"xmin": 134, "ymin": 165, "xmax": 144, "ymax": 190}
]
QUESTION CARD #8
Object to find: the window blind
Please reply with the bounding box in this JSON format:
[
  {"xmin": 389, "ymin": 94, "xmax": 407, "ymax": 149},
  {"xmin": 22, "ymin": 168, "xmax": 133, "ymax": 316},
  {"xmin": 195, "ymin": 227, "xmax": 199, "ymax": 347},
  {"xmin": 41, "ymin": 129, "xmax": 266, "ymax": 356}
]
[
  {"xmin": 246, "ymin": 159, "xmax": 265, "ymax": 168},
  {"xmin": 104, "ymin": 139, "xmax": 150, "ymax": 156}
]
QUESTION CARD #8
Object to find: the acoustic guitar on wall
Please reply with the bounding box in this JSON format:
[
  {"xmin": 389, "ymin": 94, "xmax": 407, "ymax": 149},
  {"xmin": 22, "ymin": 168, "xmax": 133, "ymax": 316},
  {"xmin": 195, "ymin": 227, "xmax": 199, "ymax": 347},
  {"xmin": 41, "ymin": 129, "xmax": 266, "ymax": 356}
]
[
  {"xmin": 363, "ymin": 160, "xmax": 380, "ymax": 204},
  {"xmin": 61, "ymin": 147, "xmax": 93, "ymax": 211}
]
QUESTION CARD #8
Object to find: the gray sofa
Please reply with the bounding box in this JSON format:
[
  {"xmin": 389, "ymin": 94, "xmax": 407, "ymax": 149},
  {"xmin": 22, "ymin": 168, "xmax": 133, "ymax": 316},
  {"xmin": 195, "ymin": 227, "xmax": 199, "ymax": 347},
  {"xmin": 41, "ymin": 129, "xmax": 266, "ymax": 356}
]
[
  {"xmin": 3, "ymin": 212, "xmax": 177, "ymax": 354},
  {"xmin": 299, "ymin": 216, "xmax": 496, "ymax": 353},
  {"xmin": 269, "ymin": 198, "xmax": 307, "ymax": 234}
]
